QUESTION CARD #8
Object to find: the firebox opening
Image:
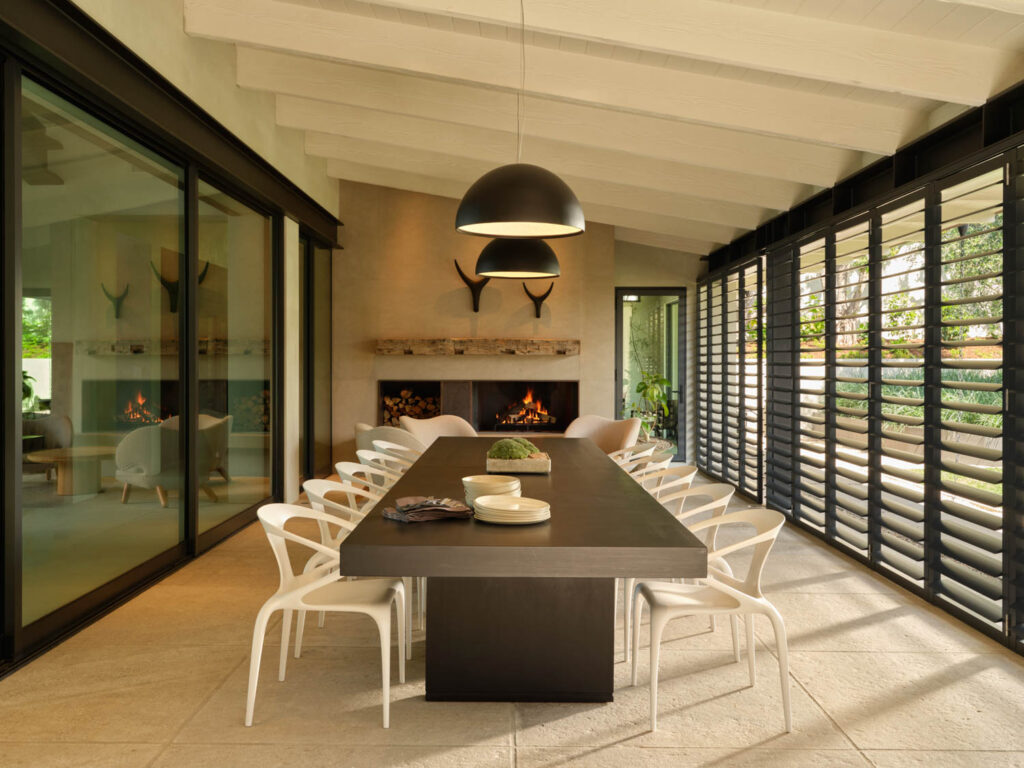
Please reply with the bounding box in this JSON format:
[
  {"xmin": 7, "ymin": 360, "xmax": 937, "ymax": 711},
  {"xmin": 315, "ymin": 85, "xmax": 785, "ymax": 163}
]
[{"xmin": 473, "ymin": 381, "xmax": 578, "ymax": 433}]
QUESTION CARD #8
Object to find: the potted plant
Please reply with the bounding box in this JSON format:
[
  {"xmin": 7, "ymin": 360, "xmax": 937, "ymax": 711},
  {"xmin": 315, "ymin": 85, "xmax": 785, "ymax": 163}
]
[{"xmin": 631, "ymin": 369, "xmax": 670, "ymax": 439}]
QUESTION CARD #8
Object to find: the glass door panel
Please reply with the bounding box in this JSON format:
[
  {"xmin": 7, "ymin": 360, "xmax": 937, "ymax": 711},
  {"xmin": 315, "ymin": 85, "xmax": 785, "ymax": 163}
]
[
  {"xmin": 19, "ymin": 78, "xmax": 185, "ymax": 625},
  {"xmin": 196, "ymin": 181, "xmax": 272, "ymax": 532}
]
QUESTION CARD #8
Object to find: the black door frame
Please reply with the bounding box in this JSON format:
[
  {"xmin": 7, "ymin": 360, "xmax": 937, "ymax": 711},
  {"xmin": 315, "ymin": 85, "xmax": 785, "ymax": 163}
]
[{"xmin": 614, "ymin": 287, "xmax": 687, "ymax": 462}]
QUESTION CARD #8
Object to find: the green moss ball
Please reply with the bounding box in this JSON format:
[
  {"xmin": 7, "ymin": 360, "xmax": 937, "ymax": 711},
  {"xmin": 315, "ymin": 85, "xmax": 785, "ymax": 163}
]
[{"xmin": 488, "ymin": 438, "xmax": 532, "ymax": 460}]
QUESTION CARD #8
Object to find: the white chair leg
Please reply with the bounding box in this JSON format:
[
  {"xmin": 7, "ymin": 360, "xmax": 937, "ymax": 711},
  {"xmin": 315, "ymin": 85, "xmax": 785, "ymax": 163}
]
[
  {"xmin": 613, "ymin": 578, "xmax": 619, "ymax": 635},
  {"xmin": 709, "ymin": 616, "xmax": 715, "ymax": 632},
  {"xmin": 244, "ymin": 605, "xmax": 273, "ymax": 727},
  {"xmin": 403, "ymin": 577, "xmax": 413, "ymax": 655},
  {"xmin": 730, "ymin": 614, "xmax": 740, "ymax": 663},
  {"xmin": 318, "ymin": 610, "xmax": 326, "ymax": 628},
  {"xmin": 278, "ymin": 608, "xmax": 293, "ymax": 681},
  {"xmin": 377, "ymin": 613, "xmax": 392, "ymax": 729},
  {"xmin": 294, "ymin": 610, "xmax": 307, "ymax": 659},
  {"xmin": 631, "ymin": 584, "xmax": 644, "ymax": 686},
  {"xmin": 767, "ymin": 607, "xmax": 792, "ymax": 733},
  {"xmin": 649, "ymin": 611, "xmax": 669, "ymax": 732},
  {"xmin": 745, "ymin": 614, "xmax": 756, "ymax": 686},
  {"xmin": 623, "ymin": 577, "xmax": 636, "ymax": 662},
  {"xmin": 396, "ymin": 587, "xmax": 407, "ymax": 683},
  {"xmin": 418, "ymin": 576, "xmax": 426, "ymax": 629}
]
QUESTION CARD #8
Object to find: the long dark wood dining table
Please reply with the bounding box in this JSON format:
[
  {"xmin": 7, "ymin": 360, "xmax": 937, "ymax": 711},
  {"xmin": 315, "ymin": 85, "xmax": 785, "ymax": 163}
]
[{"xmin": 337, "ymin": 436, "xmax": 707, "ymax": 702}]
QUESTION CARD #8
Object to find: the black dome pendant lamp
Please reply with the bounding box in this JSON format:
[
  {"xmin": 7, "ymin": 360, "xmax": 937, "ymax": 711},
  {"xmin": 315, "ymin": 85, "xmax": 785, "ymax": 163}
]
[
  {"xmin": 475, "ymin": 237, "xmax": 560, "ymax": 279},
  {"xmin": 456, "ymin": 0, "xmax": 584, "ymax": 241}
]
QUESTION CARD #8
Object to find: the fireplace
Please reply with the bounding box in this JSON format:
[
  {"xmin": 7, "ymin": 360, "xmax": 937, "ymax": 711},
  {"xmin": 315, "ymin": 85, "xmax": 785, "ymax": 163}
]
[
  {"xmin": 81, "ymin": 379, "xmax": 271, "ymax": 432},
  {"xmin": 379, "ymin": 379, "xmax": 578, "ymax": 434},
  {"xmin": 474, "ymin": 381, "xmax": 577, "ymax": 432}
]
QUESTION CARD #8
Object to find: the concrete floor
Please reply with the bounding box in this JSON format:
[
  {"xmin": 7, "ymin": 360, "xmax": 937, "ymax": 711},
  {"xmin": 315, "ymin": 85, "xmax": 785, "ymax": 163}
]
[{"xmin": 1, "ymin": 477, "xmax": 1023, "ymax": 768}]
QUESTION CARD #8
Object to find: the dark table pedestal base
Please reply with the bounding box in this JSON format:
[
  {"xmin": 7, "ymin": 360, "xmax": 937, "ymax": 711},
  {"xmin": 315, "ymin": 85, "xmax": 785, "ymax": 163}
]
[{"xmin": 425, "ymin": 576, "xmax": 615, "ymax": 702}]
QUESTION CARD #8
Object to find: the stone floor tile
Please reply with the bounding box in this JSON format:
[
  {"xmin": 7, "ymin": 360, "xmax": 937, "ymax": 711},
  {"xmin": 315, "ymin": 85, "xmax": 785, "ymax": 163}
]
[
  {"xmin": 863, "ymin": 750, "xmax": 1024, "ymax": 767},
  {"xmin": 516, "ymin": 649, "xmax": 850, "ymax": 750},
  {"xmin": 517, "ymin": 745, "xmax": 872, "ymax": 767},
  {"xmin": 790, "ymin": 651, "xmax": 1024, "ymax": 751},
  {"xmin": 175, "ymin": 646, "xmax": 513, "ymax": 747},
  {"xmin": 151, "ymin": 744, "xmax": 511, "ymax": 768},
  {"xmin": 0, "ymin": 645, "xmax": 247, "ymax": 743},
  {"xmin": 751, "ymin": 592, "xmax": 997, "ymax": 654},
  {"xmin": 0, "ymin": 743, "xmax": 162, "ymax": 768}
]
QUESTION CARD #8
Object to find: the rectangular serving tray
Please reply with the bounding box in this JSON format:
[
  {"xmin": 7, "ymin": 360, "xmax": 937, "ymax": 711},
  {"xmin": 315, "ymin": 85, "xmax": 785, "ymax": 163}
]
[{"xmin": 485, "ymin": 454, "xmax": 552, "ymax": 474}]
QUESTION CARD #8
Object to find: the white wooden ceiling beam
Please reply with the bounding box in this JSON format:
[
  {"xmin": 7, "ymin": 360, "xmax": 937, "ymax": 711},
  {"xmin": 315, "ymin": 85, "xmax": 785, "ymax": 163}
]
[
  {"xmin": 347, "ymin": 0, "xmax": 1017, "ymax": 104},
  {"xmin": 238, "ymin": 48, "xmax": 864, "ymax": 187},
  {"xmin": 184, "ymin": 0, "xmax": 918, "ymax": 153},
  {"xmin": 613, "ymin": 228, "xmax": 712, "ymax": 257},
  {"xmin": 323, "ymin": 158, "xmax": 734, "ymax": 249},
  {"xmin": 280, "ymin": 96, "xmax": 788, "ymax": 220},
  {"xmin": 301, "ymin": 126, "xmax": 807, "ymax": 215}
]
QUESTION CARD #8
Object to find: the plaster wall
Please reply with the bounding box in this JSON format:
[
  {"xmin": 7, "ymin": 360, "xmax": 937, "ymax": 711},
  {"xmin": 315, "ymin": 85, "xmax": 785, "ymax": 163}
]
[{"xmin": 332, "ymin": 180, "xmax": 616, "ymax": 459}]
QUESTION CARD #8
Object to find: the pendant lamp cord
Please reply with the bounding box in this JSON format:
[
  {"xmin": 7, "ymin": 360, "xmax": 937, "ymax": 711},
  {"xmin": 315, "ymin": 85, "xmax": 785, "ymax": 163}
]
[{"xmin": 516, "ymin": 0, "xmax": 525, "ymax": 163}]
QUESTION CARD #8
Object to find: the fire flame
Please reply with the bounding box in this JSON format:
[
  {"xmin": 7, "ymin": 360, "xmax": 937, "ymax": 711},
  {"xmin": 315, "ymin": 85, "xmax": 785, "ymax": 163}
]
[
  {"xmin": 496, "ymin": 387, "xmax": 552, "ymax": 426},
  {"xmin": 119, "ymin": 389, "xmax": 162, "ymax": 424}
]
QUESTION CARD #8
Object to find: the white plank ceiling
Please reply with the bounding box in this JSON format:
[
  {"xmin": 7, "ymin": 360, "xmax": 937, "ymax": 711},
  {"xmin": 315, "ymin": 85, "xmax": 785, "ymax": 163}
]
[{"xmin": 183, "ymin": 0, "xmax": 1024, "ymax": 256}]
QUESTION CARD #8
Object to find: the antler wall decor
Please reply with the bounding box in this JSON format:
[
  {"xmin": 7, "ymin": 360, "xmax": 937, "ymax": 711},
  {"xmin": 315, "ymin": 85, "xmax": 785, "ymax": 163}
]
[
  {"xmin": 523, "ymin": 282, "xmax": 554, "ymax": 318},
  {"xmin": 101, "ymin": 283, "xmax": 129, "ymax": 318},
  {"xmin": 454, "ymin": 259, "xmax": 490, "ymax": 313},
  {"xmin": 151, "ymin": 260, "xmax": 210, "ymax": 313}
]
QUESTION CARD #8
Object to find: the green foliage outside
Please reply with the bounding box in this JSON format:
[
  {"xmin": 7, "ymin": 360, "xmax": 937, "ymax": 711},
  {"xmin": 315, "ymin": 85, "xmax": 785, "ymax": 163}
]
[{"xmin": 22, "ymin": 297, "xmax": 51, "ymax": 359}]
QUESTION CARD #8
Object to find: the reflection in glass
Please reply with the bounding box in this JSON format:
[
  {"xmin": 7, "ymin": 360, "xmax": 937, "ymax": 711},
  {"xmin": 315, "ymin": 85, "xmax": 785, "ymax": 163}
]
[
  {"xmin": 197, "ymin": 181, "xmax": 272, "ymax": 532},
  {"xmin": 20, "ymin": 78, "xmax": 185, "ymax": 625}
]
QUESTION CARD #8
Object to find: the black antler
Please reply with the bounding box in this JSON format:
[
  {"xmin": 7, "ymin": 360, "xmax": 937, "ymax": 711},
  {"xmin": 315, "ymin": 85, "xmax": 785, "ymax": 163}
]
[
  {"xmin": 523, "ymin": 281, "xmax": 554, "ymax": 318},
  {"xmin": 454, "ymin": 259, "xmax": 490, "ymax": 313},
  {"xmin": 101, "ymin": 282, "xmax": 129, "ymax": 318},
  {"xmin": 151, "ymin": 260, "xmax": 210, "ymax": 312}
]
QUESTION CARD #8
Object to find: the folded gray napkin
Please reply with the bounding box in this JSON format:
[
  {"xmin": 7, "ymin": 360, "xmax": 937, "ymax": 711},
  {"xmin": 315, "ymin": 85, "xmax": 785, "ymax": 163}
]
[{"xmin": 382, "ymin": 496, "xmax": 472, "ymax": 522}]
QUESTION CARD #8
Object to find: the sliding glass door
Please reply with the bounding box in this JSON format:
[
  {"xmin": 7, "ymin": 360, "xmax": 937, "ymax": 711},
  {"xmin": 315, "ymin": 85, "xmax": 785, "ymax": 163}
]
[
  {"xmin": 196, "ymin": 180, "xmax": 273, "ymax": 533},
  {"xmin": 18, "ymin": 77, "xmax": 185, "ymax": 629}
]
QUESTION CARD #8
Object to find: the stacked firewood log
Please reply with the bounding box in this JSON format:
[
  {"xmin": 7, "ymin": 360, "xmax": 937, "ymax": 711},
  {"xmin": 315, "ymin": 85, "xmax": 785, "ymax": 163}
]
[{"xmin": 381, "ymin": 389, "xmax": 441, "ymax": 426}]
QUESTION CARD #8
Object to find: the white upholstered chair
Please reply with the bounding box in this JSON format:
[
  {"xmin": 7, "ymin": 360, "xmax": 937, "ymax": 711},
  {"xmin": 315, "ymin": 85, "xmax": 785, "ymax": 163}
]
[
  {"xmin": 399, "ymin": 414, "xmax": 477, "ymax": 447},
  {"xmin": 564, "ymin": 415, "xmax": 641, "ymax": 454}
]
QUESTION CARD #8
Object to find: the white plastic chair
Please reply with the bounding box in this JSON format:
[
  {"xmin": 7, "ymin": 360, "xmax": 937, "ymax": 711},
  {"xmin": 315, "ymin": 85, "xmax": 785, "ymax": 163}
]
[
  {"xmin": 624, "ymin": 453, "xmax": 674, "ymax": 490},
  {"xmin": 564, "ymin": 415, "xmax": 641, "ymax": 454},
  {"xmin": 631, "ymin": 507, "xmax": 791, "ymax": 733},
  {"xmin": 303, "ymin": 478, "xmax": 377, "ymax": 523},
  {"xmin": 399, "ymin": 414, "xmax": 477, "ymax": 447},
  {"xmin": 608, "ymin": 443, "xmax": 656, "ymax": 466},
  {"xmin": 372, "ymin": 439, "xmax": 421, "ymax": 465},
  {"xmin": 301, "ymin": 477, "xmax": 416, "ymax": 649},
  {"xmin": 640, "ymin": 464, "xmax": 699, "ymax": 500},
  {"xmin": 358, "ymin": 448, "xmax": 412, "ymax": 475},
  {"xmin": 336, "ymin": 461, "xmax": 399, "ymax": 496},
  {"xmin": 622, "ymin": 482, "xmax": 736, "ymax": 660},
  {"xmin": 358, "ymin": 425, "xmax": 427, "ymax": 456},
  {"xmin": 245, "ymin": 504, "xmax": 406, "ymax": 729}
]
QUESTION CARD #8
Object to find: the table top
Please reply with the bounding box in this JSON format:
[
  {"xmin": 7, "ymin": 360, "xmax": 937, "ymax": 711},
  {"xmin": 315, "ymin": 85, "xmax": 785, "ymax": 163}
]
[
  {"xmin": 25, "ymin": 446, "xmax": 116, "ymax": 462},
  {"xmin": 339, "ymin": 436, "xmax": 707, "ymax": 578}
]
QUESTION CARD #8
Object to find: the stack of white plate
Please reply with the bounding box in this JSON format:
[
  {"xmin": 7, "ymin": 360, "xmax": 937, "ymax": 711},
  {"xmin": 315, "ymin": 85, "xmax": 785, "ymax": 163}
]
[
  {"xmin": 472, "ymin": 494, "xmax": 551, "ymax": 525},
  {"xmin": 463, "ymin": 475, "xmax": 521, "ymax": 507}
]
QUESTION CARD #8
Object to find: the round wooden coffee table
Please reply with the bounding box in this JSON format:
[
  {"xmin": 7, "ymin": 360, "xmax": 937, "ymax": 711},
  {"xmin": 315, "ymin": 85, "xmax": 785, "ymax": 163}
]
[{"xmin": 26, "ymin": 446, "xmax": 115, "ymax": 496}]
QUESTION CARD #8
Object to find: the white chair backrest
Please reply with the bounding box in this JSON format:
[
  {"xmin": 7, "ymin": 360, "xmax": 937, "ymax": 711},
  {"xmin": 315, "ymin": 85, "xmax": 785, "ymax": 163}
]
[
  {"xmin": 399, "ymin": 414, "xmax": 477, "ymax": 447},
  {"xmin": 609, "ymin": 443, "xmax": 656, "ymax": 466},
  {"xmin": 371, "ymin": 440, "xmax": 418, "ymax": 466},
  {"xmin": 336, "ymin": 461, "xmax": 396, "ymax": 494},
  {"xmin": 366, "ymin": 426, "xmax": 426, "ymax": 455},
  {"xmin": 303, "ymin": 478, "xmax": 375, "ymax": 520},
  {"xmin": 258, "ymin": 503, "xmax": 349, "ymax": 593},
  {"xmin": 354, "ymin": 450, "xmax": 405, "ymax": 481},
  {"xmin": 643, "ymin": 464, "xmax": 698, "ymax": 499},
  {"xmin": 688, "ymin": 507, "xmax": 785, "ymax": 599},
  {"xmin": 658, "ymin": 483, "xmax": 735, "ymax": 523},
  {"xmin": 564, "ymin": 415, "xmax": 641, "ymax": 454}
]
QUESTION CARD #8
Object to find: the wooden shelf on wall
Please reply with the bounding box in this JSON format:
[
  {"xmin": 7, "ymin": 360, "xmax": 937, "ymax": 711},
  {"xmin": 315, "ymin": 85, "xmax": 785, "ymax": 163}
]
[{"xmin": 376, "ymin": 338, "xmax": 580, "ymax": 356}]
